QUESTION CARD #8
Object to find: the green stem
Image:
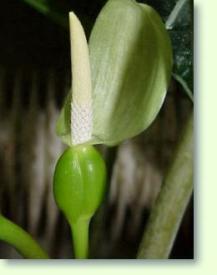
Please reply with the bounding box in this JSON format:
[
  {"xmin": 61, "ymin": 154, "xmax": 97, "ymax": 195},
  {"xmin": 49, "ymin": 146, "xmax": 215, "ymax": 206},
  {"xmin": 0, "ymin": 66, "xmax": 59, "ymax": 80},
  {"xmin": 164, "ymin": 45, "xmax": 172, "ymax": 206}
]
[
  {"xmin": 0, "ymin": 215, "xmax": 49, "ymax": 259},
  {"xmin": 137, "ymin": 112, "xmax": 193, "ymax": 259},
  {"xmin": 172, "ymin": 73, "xmax": 194, "ymax": 102},
  {"xmin": 22, "ymin": 0, "xmax": 68, "ymax": 28},
  {"xmin": 70, "ymin": 218, "xmax": 90, "ymax": 259},
  {"xmin": 166, "ymin": 0, "xmax": 188, "ymax": 30}
]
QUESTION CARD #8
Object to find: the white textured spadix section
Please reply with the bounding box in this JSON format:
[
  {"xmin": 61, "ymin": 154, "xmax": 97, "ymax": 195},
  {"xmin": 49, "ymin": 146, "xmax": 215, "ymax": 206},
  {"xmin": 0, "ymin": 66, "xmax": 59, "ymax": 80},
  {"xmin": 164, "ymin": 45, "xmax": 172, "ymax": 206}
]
[
  {"xmin": 69, "ymin": 12, "xmax": 92, "ymax": 145},
  {"xmin": 71, "ymin": 101, "xmax": 92, "ymax": 145}
]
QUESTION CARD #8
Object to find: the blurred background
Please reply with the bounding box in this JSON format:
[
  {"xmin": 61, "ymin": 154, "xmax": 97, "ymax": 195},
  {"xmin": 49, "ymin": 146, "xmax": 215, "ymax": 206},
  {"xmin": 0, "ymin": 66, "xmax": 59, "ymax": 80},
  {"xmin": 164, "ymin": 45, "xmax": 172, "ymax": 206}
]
[{"xmin": 0, "ymin": 0, "xmax": 193, "ymax": 259}]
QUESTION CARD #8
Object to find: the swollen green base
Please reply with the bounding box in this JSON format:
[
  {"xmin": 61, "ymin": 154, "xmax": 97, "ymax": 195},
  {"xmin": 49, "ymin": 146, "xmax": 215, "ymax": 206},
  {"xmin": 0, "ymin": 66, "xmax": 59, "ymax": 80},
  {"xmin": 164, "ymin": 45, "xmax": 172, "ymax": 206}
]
[
  {"xmin": 53, "ymin": 145, "xmax": 106, "ymax": 259},
  {"xmin": 0, "ymin": 215, "xmax": 49, "ymax": 259}
]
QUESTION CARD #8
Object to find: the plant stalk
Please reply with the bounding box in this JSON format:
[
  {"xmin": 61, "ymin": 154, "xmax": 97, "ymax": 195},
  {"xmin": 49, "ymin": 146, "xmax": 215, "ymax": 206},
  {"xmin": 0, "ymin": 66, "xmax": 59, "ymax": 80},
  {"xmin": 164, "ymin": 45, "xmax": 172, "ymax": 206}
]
[
  {"xmin": 70, "ymin": 218, "xmax": 90, "ymax": 259},
  {"xmin": 137, "ymin": 111, "xmax": 193, "ymax": 259},
  {"xmin": 22, "ymin": 0, "xmax": 68, "ymax": 28},
  {"xmin": 0, "ymin": 215, "xmax": 49, "ymax": 259}
]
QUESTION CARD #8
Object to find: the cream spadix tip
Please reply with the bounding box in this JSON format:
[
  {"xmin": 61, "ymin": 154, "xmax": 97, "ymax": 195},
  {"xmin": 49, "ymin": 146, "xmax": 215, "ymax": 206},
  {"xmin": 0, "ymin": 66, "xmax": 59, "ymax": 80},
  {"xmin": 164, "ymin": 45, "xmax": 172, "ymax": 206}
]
[{"xmin": 69, "ymin": 12, "xmax": 93, "ymax": 145}]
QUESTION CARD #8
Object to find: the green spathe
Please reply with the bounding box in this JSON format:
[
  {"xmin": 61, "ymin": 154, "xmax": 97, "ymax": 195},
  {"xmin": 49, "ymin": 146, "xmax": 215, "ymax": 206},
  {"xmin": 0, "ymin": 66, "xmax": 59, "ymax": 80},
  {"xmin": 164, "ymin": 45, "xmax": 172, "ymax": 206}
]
[
  {"xmin": 90, "ymin": 0, "xmax": 172, "ymax": 145},
  {"xmin": 53, "ymin": 145, "xmax": 106, "ymax": 258}
]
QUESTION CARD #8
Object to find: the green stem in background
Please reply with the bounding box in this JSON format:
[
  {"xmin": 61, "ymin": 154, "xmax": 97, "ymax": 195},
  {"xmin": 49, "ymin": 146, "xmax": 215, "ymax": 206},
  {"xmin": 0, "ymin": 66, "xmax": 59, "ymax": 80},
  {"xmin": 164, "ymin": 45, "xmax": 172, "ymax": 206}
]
[
  {"xmin": 0, "ymin": 215, "xmax": 49, "ymax": 259},
  {"xmin": 166, "ymin": 0, "xmax": 189, "ymax": 30},
  {"xmin": 22, "ymin": 0, "xmax": 68, "ymax": 28},
  {"xmin": 172, "ymin": 73, "xmax": 194, "ymax": 102},
  {"xmin": 70, "ymin": 218, "xmax": 89, "ymax": 259},
  {"xmin": 137, "ymin": 111, "xmax": 193, "ymax": 259}
]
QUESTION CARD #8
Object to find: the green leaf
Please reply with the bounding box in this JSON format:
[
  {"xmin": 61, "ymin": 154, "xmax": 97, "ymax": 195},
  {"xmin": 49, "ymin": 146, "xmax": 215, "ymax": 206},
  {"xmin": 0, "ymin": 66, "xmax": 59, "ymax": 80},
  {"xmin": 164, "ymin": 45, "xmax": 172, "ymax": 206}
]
[
  {"xmin": 89, "ymin": 0, "xmax": 173, "ymax": 145},
  {"xmin": 166, "ymin": 0, "xmax": 193, "ymax": 97},
  {"xmin": 143, "ymin": 0, "xmax": 193, "ymax": 100}
]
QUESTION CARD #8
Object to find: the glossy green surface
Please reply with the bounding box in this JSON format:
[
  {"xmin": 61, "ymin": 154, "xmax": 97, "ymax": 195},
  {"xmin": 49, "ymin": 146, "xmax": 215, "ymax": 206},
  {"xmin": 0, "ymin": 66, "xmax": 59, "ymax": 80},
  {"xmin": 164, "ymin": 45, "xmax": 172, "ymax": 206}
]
[
  {"xmin": 53, "ymin": 145, "xmax": 106, "ymax": 223},
  {"xmin": 0, "ymin": 215, "xmax": 49, "ymax": 259},
  {"xmin": 53, "ymin": 145, "xmax": 106, "ymax": 258}
]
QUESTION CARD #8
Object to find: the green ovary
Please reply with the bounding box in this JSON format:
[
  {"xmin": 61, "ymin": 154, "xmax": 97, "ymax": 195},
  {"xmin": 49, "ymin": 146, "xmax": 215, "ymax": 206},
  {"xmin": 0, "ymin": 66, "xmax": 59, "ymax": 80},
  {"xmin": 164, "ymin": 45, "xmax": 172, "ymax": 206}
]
[{"xmin": 53, "ymin": 145, "xmax": 106, "ymax": 259}]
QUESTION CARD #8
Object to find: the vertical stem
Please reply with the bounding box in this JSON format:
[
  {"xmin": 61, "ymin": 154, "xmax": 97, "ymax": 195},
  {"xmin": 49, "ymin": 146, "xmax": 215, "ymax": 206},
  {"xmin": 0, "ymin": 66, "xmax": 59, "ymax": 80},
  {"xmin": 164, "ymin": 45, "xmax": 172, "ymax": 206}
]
[
  {"xmin": 137, "ymin": 111, "xmax": 193, "ymax": 259},
  {"xmin": 70, "ymin": 218, "xmax": 90, "ymax": 259}
]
